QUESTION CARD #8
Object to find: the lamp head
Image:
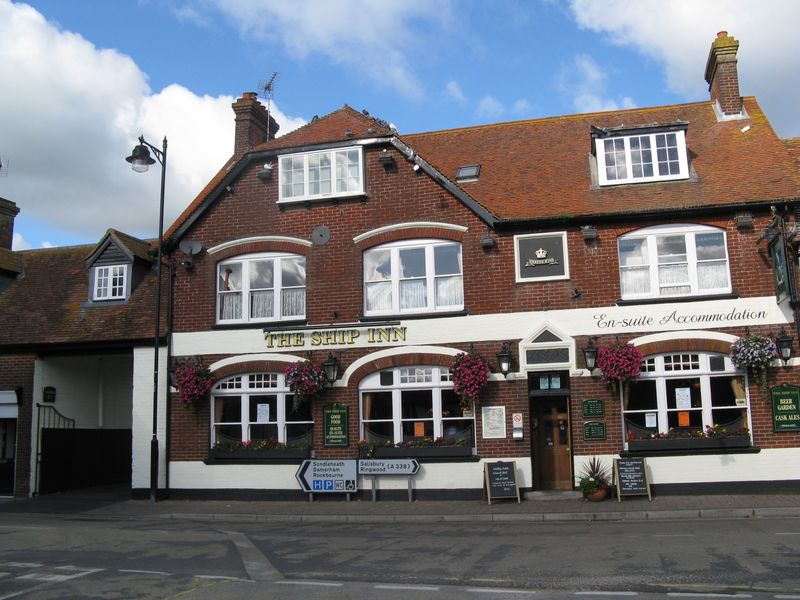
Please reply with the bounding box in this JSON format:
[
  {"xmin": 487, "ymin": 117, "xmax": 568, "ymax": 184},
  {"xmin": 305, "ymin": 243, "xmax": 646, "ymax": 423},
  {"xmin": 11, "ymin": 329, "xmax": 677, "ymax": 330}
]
[{"xmin": 126, "ymin": 143, "xmax": 156, "ymax": 173}]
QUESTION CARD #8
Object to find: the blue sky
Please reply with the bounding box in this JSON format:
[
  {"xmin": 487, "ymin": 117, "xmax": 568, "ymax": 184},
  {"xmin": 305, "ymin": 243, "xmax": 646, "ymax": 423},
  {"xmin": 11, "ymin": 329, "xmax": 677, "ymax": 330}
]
[{"xmin": 2, "ymin": 0, "xmax": 799, "ymax": 250}]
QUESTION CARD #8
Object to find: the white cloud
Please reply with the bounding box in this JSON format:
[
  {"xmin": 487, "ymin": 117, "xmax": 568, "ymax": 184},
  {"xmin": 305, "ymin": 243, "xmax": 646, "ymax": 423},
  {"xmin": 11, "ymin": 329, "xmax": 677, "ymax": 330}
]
[
  {"xmin": 0, "ymin": 0, "xmax": 304, "ymax": 244},
  {"xmin": 41, "ymin": 241, "xmax": 53, "ymax": 248},
  {"xmin": 476, "ymin": 95, "xmax": 505, "ymax": 119},
  {"xmin": 512, "ymin": 99, "xmax": 533, "ymax": 115},
  {"xmin": 568, "ymin": 0, "xmax": 800, "ymax": 136},
  {"xmin": 207, "ymin": 0, "xmax": 454, "ymax": 100},
  {"xmin": 11, "ymin": 232, "xmax": 30, "ymax": 251},
  {"xmin": 557, "ymin": 53, "xmax": 637, "ymax": 113},
  {"xmin": 173, "ymin": 4, "xmax": 211, "ymax": 28},
  {"xmin": 446, "ymin": 80, "xmax": 467, "ymax": 104}
]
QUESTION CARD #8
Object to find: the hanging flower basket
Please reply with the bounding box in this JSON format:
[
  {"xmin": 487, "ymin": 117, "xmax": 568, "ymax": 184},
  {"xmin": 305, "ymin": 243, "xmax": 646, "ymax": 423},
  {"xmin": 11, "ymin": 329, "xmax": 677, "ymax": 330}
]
[
  {"xmin": 730, "ymin": 334, "xmax": 776, "ymax": 395},
  {"xmin": 174, "ymin": 361, "xmax": 214, "ymax": 408},
  {"xmin": 284, "ymin": 360, "xmax": 328, "ymax": 410},
  {"xmin": 596, "ymin": 342, "xmax": 643, "ymax": 393},
  {"xmin": 450, "ymin": 351, "xmax": 490, "ymax": 410}
]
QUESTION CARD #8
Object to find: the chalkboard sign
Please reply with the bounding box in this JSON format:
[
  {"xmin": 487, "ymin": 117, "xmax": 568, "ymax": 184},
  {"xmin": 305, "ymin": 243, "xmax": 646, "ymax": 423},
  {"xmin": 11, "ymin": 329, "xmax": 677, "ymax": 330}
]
[
  {"xmin": 582, "ymin": 398, "xmax": 605, "ymax": 417},
  {"xmin": 614, "ymin": 457, "xmax": 651, "ymax": 502},
  {"xmin": 583, "ymin": 421, "xmax": 606, "ymax": 441},
  {"xmin": 484, "ymin": 461, "xmax": 520, "ymax": 504}
]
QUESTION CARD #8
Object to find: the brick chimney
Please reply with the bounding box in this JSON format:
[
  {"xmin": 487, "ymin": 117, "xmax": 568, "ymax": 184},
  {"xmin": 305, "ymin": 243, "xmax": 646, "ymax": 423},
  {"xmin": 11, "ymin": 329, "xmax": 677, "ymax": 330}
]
[
  {"xmin": 0, "ymin": 197, "xmax": 19, "ymax": 250},
  {"xmin": 704, "ymin": 31, "xmax": 742, "ymax": 117},
  {"xmin": 232, "ymin": 92, "xmax": 280, "ymax": 157}
]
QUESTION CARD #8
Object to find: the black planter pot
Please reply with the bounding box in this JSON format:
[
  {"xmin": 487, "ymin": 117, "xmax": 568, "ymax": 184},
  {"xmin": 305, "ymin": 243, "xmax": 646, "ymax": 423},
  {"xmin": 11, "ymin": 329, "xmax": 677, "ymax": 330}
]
[
  {"xmin": 365, "ymin": 446, "xmax": 473, "ymax": 459},
  {"xmin": 628, "ymin": 435, "xmax": 751, "ymax": 452},
  {"xmin": 207, "ymin": 448, "xmax": 310, "ymax": 462}
]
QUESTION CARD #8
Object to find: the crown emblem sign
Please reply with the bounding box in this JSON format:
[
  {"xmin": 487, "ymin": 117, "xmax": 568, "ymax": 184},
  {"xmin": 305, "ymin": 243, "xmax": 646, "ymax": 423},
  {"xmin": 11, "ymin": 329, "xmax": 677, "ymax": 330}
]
[{"xmin": 535, "ymin": 247, "xmax": 548, "ymax": 259}]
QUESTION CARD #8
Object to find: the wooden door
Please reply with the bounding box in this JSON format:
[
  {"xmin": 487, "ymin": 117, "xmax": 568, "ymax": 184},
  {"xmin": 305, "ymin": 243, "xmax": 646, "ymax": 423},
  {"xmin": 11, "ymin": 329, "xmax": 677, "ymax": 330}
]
[{"xmin": 533, "ymin": 398, "xmax": 572, "ymax": 490}]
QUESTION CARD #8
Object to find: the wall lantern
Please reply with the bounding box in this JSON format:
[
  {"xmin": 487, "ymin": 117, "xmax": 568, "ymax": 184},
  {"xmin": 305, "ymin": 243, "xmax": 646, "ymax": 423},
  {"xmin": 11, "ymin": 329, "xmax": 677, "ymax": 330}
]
[
  {"xmin": 582, "ymin": 336, "xmax": 599, "ymax": 372},
  {"xmin": 479, "ymin": 234, "xmax": 496, "ymax": 250},
  {"xmin": 257, "ymin": 163, "xmax": 274, "ymax": 182},
  {"xmin": 496, "ymin": 342, "xmax": 513, "ymax": 375},
  {"xmin": 734, "ymin": 212, "xmax": 754, "ymax": 229},
  {"xmin": 581, "ymin": 225, "xmax": 598, "ymax": 242},
  {"xmin": 322, "ymin": 353, "xmax": 340, "ymax": 383},
  {"xmin": 378, "ymin": 149, "xmax": 396, "ymax": 168},
  {"xmin": 776, "ymin": 327, "xmax": 793, "ymax": 365}
]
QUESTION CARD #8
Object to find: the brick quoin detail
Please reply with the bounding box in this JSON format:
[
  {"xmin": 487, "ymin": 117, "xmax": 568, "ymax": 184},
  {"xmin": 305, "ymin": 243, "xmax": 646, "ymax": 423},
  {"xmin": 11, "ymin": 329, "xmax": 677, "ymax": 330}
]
[
  {"xmin": 349, "ymin": 353, "xmax": 453, "ymax": 387},
  {"xmin": 211, "ymin": 240, "xmax": 311, "ymax": 262},
  {"xmin": 211, "ymin": 360, "xmax": 292, "ymax": 381},
  {"xmin": 355, "ymin": 226, "xmax": 466, "ymax": 251}
]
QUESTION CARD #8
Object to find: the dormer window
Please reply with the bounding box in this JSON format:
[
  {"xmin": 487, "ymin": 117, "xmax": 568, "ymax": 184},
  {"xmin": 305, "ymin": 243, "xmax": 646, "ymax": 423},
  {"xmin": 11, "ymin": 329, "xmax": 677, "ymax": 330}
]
[
  {"xmin": 455, "ymin": 164, "xmax": 480, "ymax": 183},
  {"xmin": 279, "ymin": 147, "xmax": 364, "ymax": 203},
  {"xmin": 594, "ymin": 125, "xmax": 689, "ymax": 186},
  {"xmin": 93, "ymin": 264, "xmax": 127, "ymax": 300}
]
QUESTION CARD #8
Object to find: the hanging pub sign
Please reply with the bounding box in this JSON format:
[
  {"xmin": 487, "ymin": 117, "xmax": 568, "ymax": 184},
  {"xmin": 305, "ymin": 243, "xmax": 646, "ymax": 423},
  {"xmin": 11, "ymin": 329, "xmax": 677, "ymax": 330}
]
[
  {"xmin": 769, "ymin": 234, "xmax": 791, "ymax": 305},
  {"xmin": 323, "ymin": 404, "xmax": 349, "ymax": 446},
  {"xmin": 514, "ymin": 232, "xmax": 569, "ymax": 282},
  {"xmin": 771, "ymin": 384, "xmax": 800, "ymax": 432}
]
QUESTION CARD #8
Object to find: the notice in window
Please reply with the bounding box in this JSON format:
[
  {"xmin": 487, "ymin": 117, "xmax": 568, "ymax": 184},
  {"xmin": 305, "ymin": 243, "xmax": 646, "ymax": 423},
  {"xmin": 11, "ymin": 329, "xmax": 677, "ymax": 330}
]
[
  {"xmin": 678, "ymin": 411, "xmax": 690, "ymax": 427},
  {"xmin": 645, "ymin": 412, "xmax": 657, "ymax": 428},
  {"xmin": 257, "ymin": 404, "xmax": 270, "ymax": 422},
  {"xmin": 414, "ymin": 422, "xmax": 425, "ymax": 437},
  {"xmin": 675, "ymin": 388, "xmax": 691, "ymax": 410},
  {"xmin": 482, "ymin": 406, "xmax": 507, "ymax": 439}
]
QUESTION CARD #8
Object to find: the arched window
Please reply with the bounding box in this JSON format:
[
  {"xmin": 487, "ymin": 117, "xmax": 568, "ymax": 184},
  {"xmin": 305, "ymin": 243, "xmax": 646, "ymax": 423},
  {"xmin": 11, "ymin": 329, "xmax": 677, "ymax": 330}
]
[
  {"xmin": 618, "ymin": 224, "xmax": 730, "ymax": 300},
  {"xmin": 360, "ymin": 366, "xmax": 475, "ymax": 448},
  {"xmin": 363, "ymin": 239, "xmax": 463, "ymax": 316},
  {"xmin": 211, "ymin": 373, "xmax": 313, "ymax": 449},
  {"xmin": 622, "ymin": 352, "xmax": 749, "ymax": 448},
  {"xmin": 217, "ymin": 253, "xmax": 306, "ymax": 323}
]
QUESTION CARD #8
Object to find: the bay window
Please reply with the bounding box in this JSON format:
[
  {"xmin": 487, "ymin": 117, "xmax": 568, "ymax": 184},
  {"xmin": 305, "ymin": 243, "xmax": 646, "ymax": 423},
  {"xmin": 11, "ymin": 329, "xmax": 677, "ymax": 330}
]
[
  {"xmin": 360, "ymin": 367, "xmax": 475, "ymax": 448},
  {"xmin": 211, "ymin": 373, "xmax": 313, "ymax": 448},
  {"xmin": 279, "ymin": 147, "xmax": 363, "ymax": 202},
  {"xmin": 618, "ymin": 224, "xmax": 730, "ymax": 300},
  {"xmin": 364, "ymin": 240, "xmax": 463, "ymax": 315},
  {"xmin": 217, "ymin": 253, "xmax": 306, "ymax": 323},
  {"xmin": 623, "ymin": 353, "xmax": 750, "ymax": 446}
]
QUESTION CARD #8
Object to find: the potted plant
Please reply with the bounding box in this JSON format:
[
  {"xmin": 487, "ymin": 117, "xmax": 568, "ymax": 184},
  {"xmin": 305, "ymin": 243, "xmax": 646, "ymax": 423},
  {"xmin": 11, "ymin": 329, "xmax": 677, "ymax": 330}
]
[
  {"xmin": 627, "ymin": 426, "xmax": 751, "ymax": 452},
  {"xmin": 284, "ymin": 360, "xmax": 328, "ymax": 410},
  {"xmin": 208, "ymin": 438, "xmax": 311, "ymax": 461},
  {"xmin": 359, "ymin": 436, "xmax": 473, "ymax": 459},
  {"xmin": 596, "ymin": 342, "xmax": 643, "ymax": 393},
  {"xmin": 174, "ymin": 360, "xmax": 214, "ymax": 408},
  {"xmin": 578, "ymin": 456, "xmax": 610, "ymax": 501},
  {"xmin": 450, "ymin": 350, "xmax": 491, "ymax": 410},
  {"xmin": 729, "ymin": 334, "xmax": 776, "ymax": 395}
]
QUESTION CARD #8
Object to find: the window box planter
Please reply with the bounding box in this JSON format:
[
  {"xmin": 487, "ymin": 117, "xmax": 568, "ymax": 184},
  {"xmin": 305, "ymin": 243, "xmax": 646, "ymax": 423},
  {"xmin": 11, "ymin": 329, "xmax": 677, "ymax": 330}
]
[
  {"xmin": 627, "ymin": 435, "xmax": 751, "ymax": 452},
  {"xmin": 365, "ymin": 446, "xmax": 474, "ymax": 459},
  {"xmin": 207, "ymin": 448, "xmax": 310, "ymax": 462}
]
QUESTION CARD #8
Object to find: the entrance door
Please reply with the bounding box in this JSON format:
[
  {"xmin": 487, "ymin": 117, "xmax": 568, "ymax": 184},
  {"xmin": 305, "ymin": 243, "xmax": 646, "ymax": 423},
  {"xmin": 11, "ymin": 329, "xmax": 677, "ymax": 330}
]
[
  {"xmin": 533, "ymin": 397, "xmax": 572, "ymax": 490},
  {"xmin": 0, "ymin": 419, "xmax": 16, "ymax": 496}
]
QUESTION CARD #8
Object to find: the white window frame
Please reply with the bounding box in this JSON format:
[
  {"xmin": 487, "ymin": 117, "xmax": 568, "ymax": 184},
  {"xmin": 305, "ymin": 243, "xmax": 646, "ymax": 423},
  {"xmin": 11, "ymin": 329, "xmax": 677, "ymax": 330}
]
[
  {"xmin": 93, "ymin": 264, "xmax": 127, "ymax": 300},
  {"xmin": 278, "ymin": 146, "xmax": 364, "ymax": 203},
  {"xmin": 617, "ymin": 224, "xmax": 731, "ymax": 301},
  {"xmin": 211, "ymin": 373, "xmax": 313, "ymax": 447},
  {"xmin": 359, "ymin": 366, "xmax": 475, "ymax": 448},
  {"xmin": 363, "ymin": 239, "xmax": 464, "ymax": 316},
  {"xmin": 622, "ymin": 352, "xmax": 751, "ymax": 449},
  {"xmin": 596, "ymin": 130, "xmax": 689, "ymax": 186},
  {"xmin": 216, "ymin": 252, "xmax": 306, "ymax": 324}
]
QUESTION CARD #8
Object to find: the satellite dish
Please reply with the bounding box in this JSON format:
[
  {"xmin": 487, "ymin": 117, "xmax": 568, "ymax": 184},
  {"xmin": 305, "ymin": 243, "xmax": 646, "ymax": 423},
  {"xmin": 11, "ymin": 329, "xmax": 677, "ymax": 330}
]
[
  {"xmin": 179, "ymin": 239, "xmax": 203, "ymax": 256},
  {"xmin": 312, "ymin": 226, "xmax": 331, "ymax": 246}
]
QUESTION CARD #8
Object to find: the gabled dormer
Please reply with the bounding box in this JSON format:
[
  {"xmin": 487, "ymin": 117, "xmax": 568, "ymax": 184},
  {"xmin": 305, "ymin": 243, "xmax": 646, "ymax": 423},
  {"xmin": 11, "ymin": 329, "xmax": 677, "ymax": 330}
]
[{"xmin": 85, "ymin": 229, "xmax": 153, "ymax": 304}]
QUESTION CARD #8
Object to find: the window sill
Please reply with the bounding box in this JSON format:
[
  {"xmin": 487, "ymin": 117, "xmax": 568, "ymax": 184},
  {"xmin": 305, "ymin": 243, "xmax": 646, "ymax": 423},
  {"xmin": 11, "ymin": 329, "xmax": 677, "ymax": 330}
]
[
  {"xmin": 616, "ymin": 293, "xmax": 738, "ymax": 306},
  {"xmin": 277, "ymin": 193, "xmax": 368, "ymax": 207},
  {"xmin": 359, "ymin": 309, "xmax": 468, "ymax": 322},
  {"xmin": 213, "ymin": 319, "xmax": 308, "ymax": 331}
]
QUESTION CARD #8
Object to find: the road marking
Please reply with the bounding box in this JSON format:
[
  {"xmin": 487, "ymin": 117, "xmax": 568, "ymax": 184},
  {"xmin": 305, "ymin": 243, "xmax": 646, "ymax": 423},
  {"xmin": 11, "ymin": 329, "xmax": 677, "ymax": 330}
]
[
  {"xmin": 653, "ymin": 534, "xmax": 695, "ymax": 538},
  {"xmin": 667, "ymin": 594, "xmax": 752, "ymax": 598},
  {"xmin": 375, "ymin": 584, "xmax": 441, "ymax": 591},
  {"xmin": 224, "ymin": 530, "xmax": 283, "ymax": 582},
  {"xmin": 775, "ymin": 596, "xmax": 800, "ymax": 599},
  {"xmin": 275, "ymin": 580, "xmax": 344, "ymax": 587},
  {"xmin": 575, "ymin": 593, "xmax": 637, "ymax": 596},
  {"xmin": 118, "ymin": 569, "xmax": 171, "ymax": 576},
  {"xmin": 0, "ymin": 590, "xmax": 28, "ymax": 600},
  {"xmin": 17, "ymin": 566, "xmax": 102, "ymax": 583},
  {"xmin": 774, "ymin": 532, "xmax": 800, "ymax": 536},
  {"xmin": 195, "ymin": 575, "xmax": 247, "ymax": 581},
  {"xmin": 466, "ymin": 589, "xmax": 537, "ymax": 595},
  {"xmin": 0, "ymin": 562, "xmax": 42, "ymax": 568}
]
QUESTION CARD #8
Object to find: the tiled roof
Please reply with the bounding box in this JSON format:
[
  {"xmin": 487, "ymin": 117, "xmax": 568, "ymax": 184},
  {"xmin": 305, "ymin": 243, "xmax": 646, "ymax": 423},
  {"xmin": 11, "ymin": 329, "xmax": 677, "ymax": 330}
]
[
  {"xmin": 783, "ymin": 137, "xmax": 800, "ymax": 170},
  {"xmin": 87, "ymin": 229, "xmax": 155, "ymax": 264},
  {"xmin": 0, "ymin": 245, "xmax": 162, "ymax": 348},
  {"xmin": 402, "ymin": 97, "xmax": 800, "ymax": 221},
  {"xmin": 0, "ymin": 248, "xmax": 20, "ymax": 274}
]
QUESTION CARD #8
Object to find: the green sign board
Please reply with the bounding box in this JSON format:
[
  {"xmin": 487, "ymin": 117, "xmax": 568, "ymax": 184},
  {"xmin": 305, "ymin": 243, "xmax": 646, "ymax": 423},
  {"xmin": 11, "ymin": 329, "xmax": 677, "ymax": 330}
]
[
  {"xmin": 323, "ymin": 404, "xmax": 349, "ymax": 446},
  {"xmin": 771, "ymin": 384, "xmax": 800, "ymax": 432},
  {"xmin": 582, "ymin": 398, "xmax": 605, "ymax": 418},
  {"xmin": 583, "ymin": 421, "xmax": 606, "ymax": 441}
]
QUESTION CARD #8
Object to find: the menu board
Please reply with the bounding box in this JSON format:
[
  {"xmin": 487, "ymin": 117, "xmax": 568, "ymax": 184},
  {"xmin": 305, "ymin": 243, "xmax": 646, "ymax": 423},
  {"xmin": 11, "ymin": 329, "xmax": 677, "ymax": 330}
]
[
  {"xmin": 484, "ymin": 461, "xmax": 520, "ymax": 504},
  {"xmin": 614, "ymin": 457, "xmax": 651, "ymax": 501}
]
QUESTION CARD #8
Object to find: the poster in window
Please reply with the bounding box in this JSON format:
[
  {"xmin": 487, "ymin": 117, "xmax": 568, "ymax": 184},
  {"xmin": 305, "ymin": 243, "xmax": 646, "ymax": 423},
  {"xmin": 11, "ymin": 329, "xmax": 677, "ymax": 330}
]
[
  {"xmin": 257, "ymin": 404, "xmax": 270, "ymax": 422},
  {"xmin": 678, "ymin": 411, "xmax": 690, "ymax": 427},
  {"xmin": 482, "ymin": 406, "xmax": 507, "ymax": 439},
  {"xmin": 645, "ymin": 412, "xmax": 657, "ymax": 428},
  {"xmin": 770, "ymin": 234, "xmax": 791, "ymax": 305},
  {"xmin": 675, "ymin": 388, "xmax": 691, "ymax": 410}
]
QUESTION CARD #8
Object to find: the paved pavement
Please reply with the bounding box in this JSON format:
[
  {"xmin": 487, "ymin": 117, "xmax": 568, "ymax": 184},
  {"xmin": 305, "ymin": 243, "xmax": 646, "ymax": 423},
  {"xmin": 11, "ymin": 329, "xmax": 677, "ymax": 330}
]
[{"xmin": 1, "ymin": 486, "xmax": 799, "ymax": 523}]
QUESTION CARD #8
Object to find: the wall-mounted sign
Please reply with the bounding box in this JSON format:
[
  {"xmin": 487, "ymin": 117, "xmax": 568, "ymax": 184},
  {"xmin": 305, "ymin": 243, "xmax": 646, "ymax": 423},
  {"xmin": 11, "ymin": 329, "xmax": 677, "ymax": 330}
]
[
  {"xmin": 514, "ymin": 232, "xmax": 569, "ymax": 282},
  {"xmin": 512, "ymin": 412, "xmax": 524, "ymax": 439},
  {"xmin": 323, "ymin": 404, "xmax": 349, "ymax": 446},
  {"xmin": 583, "ymin": 421, "xmax": 606, "ymax": 441},
  {"xmin": 771, "ymin": 384, "xmax": 800, "ymax": 432},
  {"xmin": 582, "ymin": 398, "xmax": 604, "ymax": 417},
  {"xmin": 481, "ymin": 406, "xmax": 506, "ymax": 439},
  {"xmin": 769, "ymin": 234, "xmax": 791, "ymax": 305},
  {"xmin": 264, "ymin": 326, "xmax": 407, "ymax": 349}
]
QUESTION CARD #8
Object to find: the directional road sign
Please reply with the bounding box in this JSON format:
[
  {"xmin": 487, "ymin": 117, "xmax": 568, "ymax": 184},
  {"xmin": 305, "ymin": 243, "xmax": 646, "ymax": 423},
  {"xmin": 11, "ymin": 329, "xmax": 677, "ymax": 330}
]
[
  {"xmin": 296, "ymin": 459, "xmax": 357, "ymax": 493},
  {"xmin": 357, "ymin": 458, "xmax": 420, "ymax": 476}
]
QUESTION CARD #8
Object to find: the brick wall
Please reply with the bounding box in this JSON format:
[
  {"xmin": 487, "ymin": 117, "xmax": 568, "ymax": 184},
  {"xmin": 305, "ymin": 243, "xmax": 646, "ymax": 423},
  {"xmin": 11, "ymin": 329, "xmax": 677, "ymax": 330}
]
[{"xmin": 0, "ymin": 353, "xmax": 35, "ymax": 497}]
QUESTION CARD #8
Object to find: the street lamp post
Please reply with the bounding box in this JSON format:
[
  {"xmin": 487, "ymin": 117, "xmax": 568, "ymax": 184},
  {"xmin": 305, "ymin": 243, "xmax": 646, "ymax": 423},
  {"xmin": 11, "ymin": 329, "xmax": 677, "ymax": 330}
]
[{"xmin": 126, "ymin": 135, "xmax": 167, "ymax": 503}]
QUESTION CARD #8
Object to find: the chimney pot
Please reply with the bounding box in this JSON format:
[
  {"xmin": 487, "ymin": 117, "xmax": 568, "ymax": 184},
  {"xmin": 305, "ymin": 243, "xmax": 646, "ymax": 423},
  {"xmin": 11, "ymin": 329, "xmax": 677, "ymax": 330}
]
[{"xmin": 704, "ymin": 31, "xmax": 742, "ymax": 117}]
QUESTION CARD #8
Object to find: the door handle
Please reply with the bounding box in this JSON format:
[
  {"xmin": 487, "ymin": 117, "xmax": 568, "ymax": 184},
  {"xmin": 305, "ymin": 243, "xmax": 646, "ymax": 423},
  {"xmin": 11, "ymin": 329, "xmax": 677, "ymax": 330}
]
[{"xmin": 565, "ymin": 447, "xmax": 570, "ymax": 453}]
